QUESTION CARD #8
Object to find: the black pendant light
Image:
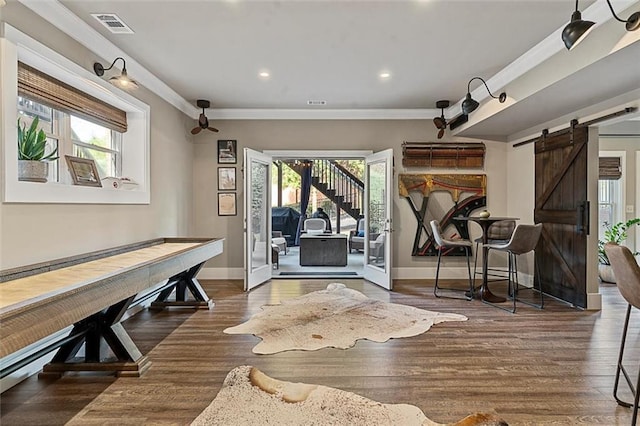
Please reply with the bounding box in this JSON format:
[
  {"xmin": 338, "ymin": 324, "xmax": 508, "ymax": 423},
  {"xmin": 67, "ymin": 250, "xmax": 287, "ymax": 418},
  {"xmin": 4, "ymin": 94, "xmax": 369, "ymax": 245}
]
[
  {"xmin": 562, "ymin": 0, "xmax": 640, "ymax": 51},
  {"xmin": 461, "ymin": 77, "xmax": 507, "ymax": 115},
  {"xmin": 562, "ymin": 0, "xmax": 596, "ymax": 50}
]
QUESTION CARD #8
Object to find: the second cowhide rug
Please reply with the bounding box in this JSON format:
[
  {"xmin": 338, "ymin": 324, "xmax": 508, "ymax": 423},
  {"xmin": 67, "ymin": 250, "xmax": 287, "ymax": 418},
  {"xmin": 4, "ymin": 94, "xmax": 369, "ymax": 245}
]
[
  {"xmin": 224, "ymin": 283, "xmax": 467, "ymax": 354},
  {"xmin": 191, "ymin": 366, "xmax": 507, "ymax": 425}
]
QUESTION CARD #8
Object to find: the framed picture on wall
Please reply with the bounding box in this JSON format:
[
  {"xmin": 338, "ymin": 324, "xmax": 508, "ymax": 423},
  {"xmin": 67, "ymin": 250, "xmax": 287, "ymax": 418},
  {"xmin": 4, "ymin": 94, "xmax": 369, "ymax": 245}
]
[
  {"xmin": 218, "ymin": 167, "xmax": 236, "ymax": 190},
  {"xmin": 218, "ymin": 140, "xmax": 237, "ymax": 164},
  {"xmin": 218, "ymin": 192, "xmax": 237, "ymax": 216}
]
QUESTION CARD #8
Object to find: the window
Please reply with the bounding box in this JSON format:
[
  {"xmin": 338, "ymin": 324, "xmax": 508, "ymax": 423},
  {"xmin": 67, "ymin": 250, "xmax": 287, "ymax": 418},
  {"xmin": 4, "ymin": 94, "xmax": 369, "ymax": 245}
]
[
  {"xmin": 599, "ymin": 177, "xmax": 624, "ymax": 241},
  {"xmin": 70, "ymin": 115, "xmax": 122, "ymax": 180},
  {"xmin": 17, "ymin": 97, "xmax": 59, "ymax": 182},
  {"xmin": 598, "ymin": 154, "xmax": 625, "ymax": 242},
  {"xmin": 2, "ymin": 24, "xmax": 151, "ymax": 204},
  {"xmin": 17, "ymin": 97, "xmax": 123, "ymax": 183}
]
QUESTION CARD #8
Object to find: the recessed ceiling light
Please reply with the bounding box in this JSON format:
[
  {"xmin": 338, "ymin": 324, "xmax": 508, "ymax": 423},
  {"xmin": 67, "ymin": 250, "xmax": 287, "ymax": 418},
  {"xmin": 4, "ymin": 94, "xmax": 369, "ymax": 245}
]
[
  {"xmin": 379, "ymin": 72, "xmax": 391, "ymax": 79},
  {"xmin": 259, "ymin": 71, "xmax": 270, "ymax": 78}
]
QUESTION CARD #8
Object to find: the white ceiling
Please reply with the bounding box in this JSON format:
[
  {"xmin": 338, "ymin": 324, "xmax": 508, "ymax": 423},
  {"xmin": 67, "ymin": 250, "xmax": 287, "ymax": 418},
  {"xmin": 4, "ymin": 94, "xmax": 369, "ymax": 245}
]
[{"xmin": 18, "ymin": 0, "xmax": 640, "ymax": 140}]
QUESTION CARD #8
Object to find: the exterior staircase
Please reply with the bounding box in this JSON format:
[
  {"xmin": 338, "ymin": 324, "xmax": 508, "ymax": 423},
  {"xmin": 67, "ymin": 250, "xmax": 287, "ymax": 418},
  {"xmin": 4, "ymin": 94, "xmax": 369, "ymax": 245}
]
[{"xmin": 282, "ymin": 159, "xmax": 364, "ymax": 221}]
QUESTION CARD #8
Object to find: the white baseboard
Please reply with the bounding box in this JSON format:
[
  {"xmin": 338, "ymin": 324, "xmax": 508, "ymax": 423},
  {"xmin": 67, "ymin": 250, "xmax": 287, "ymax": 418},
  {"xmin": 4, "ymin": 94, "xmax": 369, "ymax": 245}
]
[
  {"xmin": 198, "ymin": 268, "xmax": 244, "ymax": 280},
  {"xmin": 392, "ymin": 267, "xmax": 476, "ymax": 280},
  {"xmin": 198, "ymin": 267, "xmax": 533, "ymax": 283},
  {"xmin": 587, "ymin": 292, "xmax": 602, "ymax": 310},
  {"xmin": 393, "ymin": 267, "xmax": 516, "ymax": 279}
]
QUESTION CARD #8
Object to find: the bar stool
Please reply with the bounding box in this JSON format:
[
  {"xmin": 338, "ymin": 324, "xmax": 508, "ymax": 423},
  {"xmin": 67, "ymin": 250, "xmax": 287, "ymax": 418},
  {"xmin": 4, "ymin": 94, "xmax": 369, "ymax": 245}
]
[
  {"xmin": 430, "ymin": 220, "xmax": 474, "ymax": 300},
  {"xmin": 473, "ymin": 220, "xmax": 516, "ymax": 285},
  {"xmin": 604, "ymin": 243, "xmax": 640, "ymax": 425},
  {"xmin": 483, "ymin": 223, "xmax": 543, "ymax": 313}
]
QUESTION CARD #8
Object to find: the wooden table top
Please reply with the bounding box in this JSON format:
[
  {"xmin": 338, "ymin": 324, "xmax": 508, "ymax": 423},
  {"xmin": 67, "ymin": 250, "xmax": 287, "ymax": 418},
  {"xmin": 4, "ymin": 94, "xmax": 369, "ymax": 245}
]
[{"xmin": 0, "ymin": 242, "xmax": 200, "ymax": 311}]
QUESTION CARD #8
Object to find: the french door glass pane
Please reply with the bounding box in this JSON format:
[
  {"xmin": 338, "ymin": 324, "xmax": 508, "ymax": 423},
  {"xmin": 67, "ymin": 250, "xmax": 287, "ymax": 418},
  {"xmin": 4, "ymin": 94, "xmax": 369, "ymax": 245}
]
[
  {"xmin": 367, "ymin": 161, "xmax": 386, "ymax": 269},
  {"xmin": 251, "ymin": 162, "xmax": 269, "ymax": 271}
]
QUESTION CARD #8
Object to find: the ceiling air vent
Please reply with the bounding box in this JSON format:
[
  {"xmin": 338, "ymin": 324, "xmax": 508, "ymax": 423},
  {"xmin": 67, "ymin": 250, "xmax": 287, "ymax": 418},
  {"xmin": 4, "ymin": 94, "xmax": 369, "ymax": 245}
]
[
  {"xmin": 91, "ymin": 13, "xmax": 134, "ymax": 34},
  {"xmin": 307, "ymin": 100, "xmax": 327, "ymax": 106}
]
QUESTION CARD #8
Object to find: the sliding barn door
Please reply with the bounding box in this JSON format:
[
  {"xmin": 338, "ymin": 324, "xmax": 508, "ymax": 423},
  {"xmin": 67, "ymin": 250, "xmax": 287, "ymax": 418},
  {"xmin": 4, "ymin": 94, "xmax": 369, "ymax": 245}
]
[{"xmin": 534, "ymin": 125, "xmax": 589, "ymax": 308}]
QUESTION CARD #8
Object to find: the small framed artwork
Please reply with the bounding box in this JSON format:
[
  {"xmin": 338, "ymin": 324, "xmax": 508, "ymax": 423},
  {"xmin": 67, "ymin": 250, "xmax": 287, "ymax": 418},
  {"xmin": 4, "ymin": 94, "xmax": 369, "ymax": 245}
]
[
  {"xmin": 65, "ymin": 155, "xmax": 102, "ymax": 187},
  {"xmin": 218, "ymin": 192, "xmax": 237, "ymax": 216},
  {"xmin": 218, "ymin": 167, "xmax": 236, "ymax": 190},
  {"xmin": 218, "ymin": 139, "xmax": 237, "ymax": 164}
]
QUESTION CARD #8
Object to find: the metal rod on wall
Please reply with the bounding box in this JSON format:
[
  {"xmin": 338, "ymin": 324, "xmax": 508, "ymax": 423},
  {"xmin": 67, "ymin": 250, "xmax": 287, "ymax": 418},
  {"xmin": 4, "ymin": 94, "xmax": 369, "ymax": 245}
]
[{"xmin": 512, "ymin": 107, "xmax": 637, "ymax": 148}]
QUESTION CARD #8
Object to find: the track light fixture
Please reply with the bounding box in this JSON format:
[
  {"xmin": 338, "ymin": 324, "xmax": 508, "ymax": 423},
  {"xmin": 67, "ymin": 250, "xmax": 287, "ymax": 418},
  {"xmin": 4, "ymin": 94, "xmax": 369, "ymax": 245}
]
[
  {"xmin": 93, "ymin": 57, "xmax": 138, "ymax": 90},
  {"xmin": 562, "ymin": 0, "xmax": 640, "ymax": 50},
  {"xmin": 461, "ymin": 77, "xmax": 506, "ymax": 115}
]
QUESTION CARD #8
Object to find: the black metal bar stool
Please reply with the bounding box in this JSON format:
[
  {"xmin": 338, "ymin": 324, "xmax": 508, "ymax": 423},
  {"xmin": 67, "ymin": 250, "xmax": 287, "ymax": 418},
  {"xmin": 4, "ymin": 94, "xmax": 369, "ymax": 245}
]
[
  {"xmin": 605, "ymin": 243, "xmax": 640, "ymax": 425},
  {"xmin": 430, "ymin": 220, "xmax": 474, "ymax": 300},
  {"xmin": 483, "ymin": 223, "xmax": 543, "ymax": 313},
  {"xmin": 472, "ymin": 220, "xmax": 516, "ymax": 285}
]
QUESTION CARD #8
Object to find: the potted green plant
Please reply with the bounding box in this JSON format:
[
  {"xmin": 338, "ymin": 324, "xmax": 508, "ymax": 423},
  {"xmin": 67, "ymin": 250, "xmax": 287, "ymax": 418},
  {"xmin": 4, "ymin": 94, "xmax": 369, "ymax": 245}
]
[
  {"xmin": 598, "ymin": 218, "xmax": 640, "ymax": 283},
  {"xmin": 17, "ymin": 116, "xmax": 58, "ymax": 182}
]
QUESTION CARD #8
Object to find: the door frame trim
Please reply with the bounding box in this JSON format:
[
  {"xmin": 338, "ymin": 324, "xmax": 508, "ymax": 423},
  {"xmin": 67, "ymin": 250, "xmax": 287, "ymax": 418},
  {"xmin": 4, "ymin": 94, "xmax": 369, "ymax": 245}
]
[
  {"xmin": 264, "ymin": 150, "xmax": 373, "ymax": 158},
  {"xmin": 262, "ymin": 149, "xmax": 373, "ymax": 280}
]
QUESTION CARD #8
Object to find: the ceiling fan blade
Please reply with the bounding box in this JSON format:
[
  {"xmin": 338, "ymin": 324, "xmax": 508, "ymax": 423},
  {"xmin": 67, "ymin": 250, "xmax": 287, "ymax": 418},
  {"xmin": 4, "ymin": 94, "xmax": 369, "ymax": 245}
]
[
  {"xmin": 191, "ymin": 126, "xmax": 203, "ymax": 135},
  {"xmin": 208, "ymin": 127, "xmax": 219, "ymax": 133},
  {"xmin": 437, "ymin": 128, "xmax": 445, "ymax": 139},
  {"xmin": 433, "ymin": 117, "xmax": 446, "ymax": 129}
]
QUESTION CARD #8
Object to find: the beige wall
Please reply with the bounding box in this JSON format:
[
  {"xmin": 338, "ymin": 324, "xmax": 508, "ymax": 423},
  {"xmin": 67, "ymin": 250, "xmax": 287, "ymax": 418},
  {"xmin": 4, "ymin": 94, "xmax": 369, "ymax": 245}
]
[
  {"xmin": 0, "ymin": 3, "xmax": 195, "ymax": 268},
  {"xmin": 193, "ymin": 119, "xmax": 508, "ymax": 272}
]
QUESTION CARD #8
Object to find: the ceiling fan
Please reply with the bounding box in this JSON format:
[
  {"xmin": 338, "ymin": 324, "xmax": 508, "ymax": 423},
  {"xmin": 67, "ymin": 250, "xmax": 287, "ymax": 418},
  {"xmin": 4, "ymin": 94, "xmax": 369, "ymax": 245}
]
[
  {"xmin": 433, "ymin": 100, "xmax": 450, "ymax": 139},
  {"xmin": 432, "ymin": 100, "xmax": 469, "ymax": 139},
  {"xmin": 191, "ymin": 99, "xmax": 219, "ymax": 135}
]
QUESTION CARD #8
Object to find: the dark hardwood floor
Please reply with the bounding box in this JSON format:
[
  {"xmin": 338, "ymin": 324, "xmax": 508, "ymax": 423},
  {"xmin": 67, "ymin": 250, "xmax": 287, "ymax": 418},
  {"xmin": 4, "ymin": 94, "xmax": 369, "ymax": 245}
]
[{"xmin": 1, "ymin": 279, "xmax": 638, "ymax": 425}]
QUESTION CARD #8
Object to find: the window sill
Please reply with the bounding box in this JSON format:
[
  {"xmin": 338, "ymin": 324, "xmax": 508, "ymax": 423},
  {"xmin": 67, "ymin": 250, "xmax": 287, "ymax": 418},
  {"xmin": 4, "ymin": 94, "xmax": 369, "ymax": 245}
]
[{"xmin": 4, "ymin": 180, "xmax": 149, "ymax": 204}]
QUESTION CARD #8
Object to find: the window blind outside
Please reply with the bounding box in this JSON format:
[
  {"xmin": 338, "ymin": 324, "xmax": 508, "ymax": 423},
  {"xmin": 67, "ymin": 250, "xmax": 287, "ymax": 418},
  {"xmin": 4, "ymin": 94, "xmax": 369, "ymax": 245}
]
[
  {"xmin": 599, "ymin": 157, "xmax": 621, "ymax": 180},
  {"xmin": 17, "ymin": 62, "xmax": 127, "ymax": 133}
]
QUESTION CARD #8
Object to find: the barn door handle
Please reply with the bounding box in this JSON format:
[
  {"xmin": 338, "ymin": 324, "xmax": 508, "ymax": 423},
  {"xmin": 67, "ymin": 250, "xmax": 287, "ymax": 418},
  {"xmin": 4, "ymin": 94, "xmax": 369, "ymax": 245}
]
[{"xmin": 576, "ymin": 201, "xmax": 589, "ymax": 235}]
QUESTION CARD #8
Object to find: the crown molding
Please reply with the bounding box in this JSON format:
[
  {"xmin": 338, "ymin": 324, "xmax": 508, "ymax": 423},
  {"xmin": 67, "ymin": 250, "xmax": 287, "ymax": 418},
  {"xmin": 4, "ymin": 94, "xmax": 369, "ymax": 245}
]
[{"xmin": 209, "ymin": 108, "xmax": 437, "ymax": 120}]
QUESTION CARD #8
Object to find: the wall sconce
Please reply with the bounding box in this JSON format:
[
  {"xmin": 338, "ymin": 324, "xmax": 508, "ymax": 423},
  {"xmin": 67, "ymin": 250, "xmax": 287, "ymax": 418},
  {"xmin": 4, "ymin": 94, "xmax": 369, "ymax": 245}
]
[
  {"xmin": 562, "ymin": 0, "xmax": 640, "ymax": 50},
  {"xmin": 461, "ymin": 77, "xmax": 506, "ymax": 115},
  {"xmin": 93, "ymin": 57, "xmax": 138, "ymax": 90}
]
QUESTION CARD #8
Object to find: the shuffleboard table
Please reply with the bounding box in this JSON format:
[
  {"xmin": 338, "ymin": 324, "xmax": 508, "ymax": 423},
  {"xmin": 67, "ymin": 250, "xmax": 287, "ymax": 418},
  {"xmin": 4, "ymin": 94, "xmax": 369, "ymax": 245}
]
[{"xmin": 0, "ymin": 237, "xmax": 223, "ymax": 377}]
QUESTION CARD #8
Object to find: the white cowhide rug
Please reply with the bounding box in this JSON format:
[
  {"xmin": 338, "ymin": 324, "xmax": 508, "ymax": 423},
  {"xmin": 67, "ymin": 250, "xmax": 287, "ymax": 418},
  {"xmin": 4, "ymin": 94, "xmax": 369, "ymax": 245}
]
[
  {"xmin": 191, "ymin": 366, "xmax": 507, "ymax": 426},
  {"xmin": 224, "ymin": 283, "xmax": 467, "ymax": 354}
]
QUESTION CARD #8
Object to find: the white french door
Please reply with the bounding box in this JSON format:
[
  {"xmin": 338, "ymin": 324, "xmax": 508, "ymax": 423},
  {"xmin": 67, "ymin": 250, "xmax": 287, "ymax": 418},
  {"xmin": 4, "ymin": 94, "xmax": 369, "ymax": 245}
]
[
  {"xmin": 243, "ymin": 148, "xmax": 273, "ymax": 290},
  {"xmin": 363, "ymin": 149, "xmax": 393, "ymax": 289}
]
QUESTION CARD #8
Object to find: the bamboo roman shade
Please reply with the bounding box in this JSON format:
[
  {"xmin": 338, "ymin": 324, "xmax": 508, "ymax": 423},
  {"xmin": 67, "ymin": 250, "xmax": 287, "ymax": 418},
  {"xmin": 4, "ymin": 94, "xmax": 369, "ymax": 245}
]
[
  {"xmin": 599, "ymin": 157, "xmax": 621, "ymax": 180},
  {"xmin": 17, "ymin": 62, "xmax": 127, "ymax": 133}
]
